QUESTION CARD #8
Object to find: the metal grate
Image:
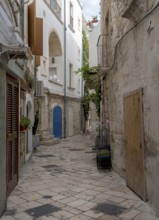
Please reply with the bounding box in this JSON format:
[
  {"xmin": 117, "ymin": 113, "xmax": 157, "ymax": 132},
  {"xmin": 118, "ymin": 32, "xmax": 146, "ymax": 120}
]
[
  {"xmin": 93, "ymin": 202, "xmax": 127, "ymax": 216},
  {"xmin": 25, "ymin": 204, "xmax": 61, "ymax": 218}
]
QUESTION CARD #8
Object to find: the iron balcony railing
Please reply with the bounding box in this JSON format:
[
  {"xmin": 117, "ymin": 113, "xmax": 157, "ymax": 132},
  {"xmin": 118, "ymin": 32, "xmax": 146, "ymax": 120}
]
[
  {"xmin": 97, "ymin": 34, "xmax": 110, "ymax": 68},
  {"xmin": 50, "ymin": 0, "xmax": 61, "ymax": 20}
]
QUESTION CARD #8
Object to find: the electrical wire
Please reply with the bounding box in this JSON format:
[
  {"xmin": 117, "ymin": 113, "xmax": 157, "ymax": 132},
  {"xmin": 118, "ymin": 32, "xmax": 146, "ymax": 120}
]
[{"xmin": 105, "ymin": 2, "xmax": 159, "ymax": 75}]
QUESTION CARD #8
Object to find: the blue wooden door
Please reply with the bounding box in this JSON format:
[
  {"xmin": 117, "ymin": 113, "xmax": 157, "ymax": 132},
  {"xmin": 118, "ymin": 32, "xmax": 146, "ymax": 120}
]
[{"xmin": 53, "ymin": 106, "xmax": 62, "ymax": 138}]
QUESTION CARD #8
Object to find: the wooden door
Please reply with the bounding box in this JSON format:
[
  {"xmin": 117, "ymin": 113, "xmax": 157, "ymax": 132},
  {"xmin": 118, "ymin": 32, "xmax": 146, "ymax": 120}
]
[
  {"xmin": 123, "ymin": 89, "xmax": 146, "ymax": 200},
  {"xmin": 6, "ymin": 75, "xmax": 19, "ymax": 196},
  {"xmin": 53, "ymin": 106, "xmax": 62, "ymax": 139}
]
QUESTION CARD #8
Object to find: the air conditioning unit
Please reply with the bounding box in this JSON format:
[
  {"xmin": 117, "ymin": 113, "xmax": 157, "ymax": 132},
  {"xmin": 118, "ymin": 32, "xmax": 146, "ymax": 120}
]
[{"xmin": 35, "ymin": 81, "xmax": 44, "ymax": 97}]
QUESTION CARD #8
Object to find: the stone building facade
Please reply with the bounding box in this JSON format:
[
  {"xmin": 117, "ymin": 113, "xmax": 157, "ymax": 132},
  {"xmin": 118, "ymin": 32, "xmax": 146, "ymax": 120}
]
[{"xmin": 99, "ymin": 0, "xmax": 159, "ymax": 216}]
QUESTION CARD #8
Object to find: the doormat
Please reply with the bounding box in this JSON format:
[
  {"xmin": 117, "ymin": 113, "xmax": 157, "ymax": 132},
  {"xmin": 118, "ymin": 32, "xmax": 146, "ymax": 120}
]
[
  {"xmin": 25, "ymin": 204, "xmax": 61, "ymax": 218},
  {"xmin": 93, "ymin": 202, "xmax": 127, "ymax": 216}
]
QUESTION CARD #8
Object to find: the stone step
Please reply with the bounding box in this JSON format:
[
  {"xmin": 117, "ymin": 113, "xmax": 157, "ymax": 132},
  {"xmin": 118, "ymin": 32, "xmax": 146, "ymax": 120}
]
[
  {"xmin": 40, "ymin": 138, "xmax": 60, "ymax": 146},
  {"xmin": 41, "ymin": 131, "xmax": 50, "ymax": 136},
  {"xmin": 41, "ymin": 135, "xmax": 54, "ymax": 141}
]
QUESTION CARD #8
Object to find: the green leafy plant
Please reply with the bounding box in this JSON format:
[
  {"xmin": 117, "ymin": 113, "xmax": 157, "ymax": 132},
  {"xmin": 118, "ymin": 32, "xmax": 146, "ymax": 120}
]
[
  {"xmin": 82, "ymin": 30, "xmax": 89, "ymax": 66},
  {"xmin": 76, "ymin": 65, "xmax": 101, "ymax": 119},
  {"xmin": 20, "ymin": 116, "xmax": 31, "ymax": 130}
]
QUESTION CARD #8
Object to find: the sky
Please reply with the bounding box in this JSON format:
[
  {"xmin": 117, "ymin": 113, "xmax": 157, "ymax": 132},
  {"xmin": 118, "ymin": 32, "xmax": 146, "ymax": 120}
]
[{"xmin": 80, "ymin": 0, "xmax": 100, "ymax": 21}]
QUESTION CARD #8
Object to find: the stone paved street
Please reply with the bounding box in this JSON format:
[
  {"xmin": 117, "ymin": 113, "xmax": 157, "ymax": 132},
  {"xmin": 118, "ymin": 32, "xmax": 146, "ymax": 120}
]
[{"xmin": 1, "ymin": 135, "xmax": 158, "ymax": 220}]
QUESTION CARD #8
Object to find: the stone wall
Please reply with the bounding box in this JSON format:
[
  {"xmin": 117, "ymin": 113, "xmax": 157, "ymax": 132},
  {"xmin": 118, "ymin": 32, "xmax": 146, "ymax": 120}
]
[
  {"xmin": 101, "ymin": 0, "xmax": 159, "ymax": 215},
  {"xmin": 20, "ymin": 133, "xmax": 26, "ymax": 169},
  {"xmin": 38, "ymin": 91, "xmax": 81, "ymax": 137}
]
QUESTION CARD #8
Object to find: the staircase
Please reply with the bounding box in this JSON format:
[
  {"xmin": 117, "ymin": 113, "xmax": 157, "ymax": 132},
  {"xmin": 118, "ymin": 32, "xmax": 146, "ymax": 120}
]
[{"xmin": 40, "ymin": 131, "xmax": 60, "ymax": 146}]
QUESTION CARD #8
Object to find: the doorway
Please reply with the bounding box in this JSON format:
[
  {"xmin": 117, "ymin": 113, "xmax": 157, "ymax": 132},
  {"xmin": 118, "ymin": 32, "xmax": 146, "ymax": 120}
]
[
  {"xmin": 53, "ymin": 106, "xmax": 62, "ymax": 138},
  {"xmin": 6, "ymin": 75, "xmax": 19, "ymax": 196},
  {"xmin": 123, "ymin": 89, "xmax": 146, "ymax": 200}
]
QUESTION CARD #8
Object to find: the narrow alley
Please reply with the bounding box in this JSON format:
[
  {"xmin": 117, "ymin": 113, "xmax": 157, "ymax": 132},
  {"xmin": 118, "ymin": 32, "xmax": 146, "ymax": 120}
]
[{"xmin": 1, "ymin": 135, "xmax": 158, "ymax": 220}]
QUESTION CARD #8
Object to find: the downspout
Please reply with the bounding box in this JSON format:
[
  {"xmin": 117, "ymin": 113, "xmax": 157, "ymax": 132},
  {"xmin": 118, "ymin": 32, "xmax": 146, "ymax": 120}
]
[
  {"xmin": 81, "ymin": 32, "xmax": 84, "ymax": 133},
  {"xmin": 20, "ymin": 0, "xmax": 24, "ymax": 40},
  {"xmin": 63, "ymin": 0, "xmax": 67, "ymax": 138}
]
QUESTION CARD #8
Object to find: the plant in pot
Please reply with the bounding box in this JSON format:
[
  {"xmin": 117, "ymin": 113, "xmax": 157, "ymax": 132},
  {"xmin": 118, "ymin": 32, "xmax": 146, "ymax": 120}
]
[{"xmin": 20, "ymin": 116, "xmax": 31, "ymax": 132}]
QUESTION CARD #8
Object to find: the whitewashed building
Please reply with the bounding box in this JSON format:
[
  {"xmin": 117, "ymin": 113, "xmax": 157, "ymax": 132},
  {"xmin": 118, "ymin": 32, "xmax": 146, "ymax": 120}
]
[
  {"xmin": 0, "ymin": 0, "xmax": 33, "ymax": 215},
  {"xmin": 29, "ymin": 0, "xmax": 82, "ymax": 139}
]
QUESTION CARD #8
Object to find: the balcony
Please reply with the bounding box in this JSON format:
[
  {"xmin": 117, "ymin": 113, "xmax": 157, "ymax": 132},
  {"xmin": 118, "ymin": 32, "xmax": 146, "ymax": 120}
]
[
  {"xmin": 122, "ymin": 0, "xmax": 145, "ymax": 22},
  {"xmin": 97, "ymin": 34, "xmax": 110, "ymax": 69},
  {"xmin": 46, "ymin": 0, "xmax": 61, "ymax": 20}
]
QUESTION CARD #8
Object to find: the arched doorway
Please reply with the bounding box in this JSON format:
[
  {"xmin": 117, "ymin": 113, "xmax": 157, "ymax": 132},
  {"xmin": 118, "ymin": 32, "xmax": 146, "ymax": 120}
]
[
  {"xmin": 26, "ymin": 101, "xmax": 32, "ymax": 155},
  {"xmin": 53, "ymin": 106, "xmax": 62, "ymax": 138}
]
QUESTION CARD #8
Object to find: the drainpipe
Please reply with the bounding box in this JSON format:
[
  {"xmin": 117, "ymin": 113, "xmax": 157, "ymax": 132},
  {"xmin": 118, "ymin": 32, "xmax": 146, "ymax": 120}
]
[
  {"xmin": 20, "ymin": 0, "xmax": 24, "ymax": 40},
  {"xmin": 64, "ymin": 0, "xmax": 67, "ymax": 138}
]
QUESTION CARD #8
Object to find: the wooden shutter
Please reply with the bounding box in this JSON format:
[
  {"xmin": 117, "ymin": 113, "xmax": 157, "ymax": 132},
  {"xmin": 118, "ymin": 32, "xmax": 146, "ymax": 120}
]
[
  {"xmin": 28, "ymin": 1, "xmax": 43, "ymax": 55},
  {"xmin": 6, "ymin": 75, "xmax": 19, "ymax": 196}
]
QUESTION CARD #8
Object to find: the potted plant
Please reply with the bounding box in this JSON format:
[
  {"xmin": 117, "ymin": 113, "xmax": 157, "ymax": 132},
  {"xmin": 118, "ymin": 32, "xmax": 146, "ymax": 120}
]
[
  {"xmin": 20, "ymin": 116, "xmax": 31, "ymax": 132},
  {"xmin": 92, "ymin": 16, "xmax": 98, "ymax": 23}
]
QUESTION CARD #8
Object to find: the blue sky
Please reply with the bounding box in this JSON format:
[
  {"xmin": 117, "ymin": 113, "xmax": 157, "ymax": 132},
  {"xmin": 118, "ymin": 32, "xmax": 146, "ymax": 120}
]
[{"xmin": 80, "ymin": 0, "xmax": 100, "ymax": 21}]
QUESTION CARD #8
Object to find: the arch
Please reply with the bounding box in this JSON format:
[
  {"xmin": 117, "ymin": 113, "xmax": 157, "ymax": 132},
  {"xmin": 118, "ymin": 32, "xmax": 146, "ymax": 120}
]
[
  {"xmin": 49, "ymin": 31, "xmax": 62, "ymax": 57},
  {"xmin": 25, "ymin": 95, "xmax": 33, "ymax": 160},
  {"xmin": 53, "ymin": 106, "xmax": 62, "ymax": 138}
]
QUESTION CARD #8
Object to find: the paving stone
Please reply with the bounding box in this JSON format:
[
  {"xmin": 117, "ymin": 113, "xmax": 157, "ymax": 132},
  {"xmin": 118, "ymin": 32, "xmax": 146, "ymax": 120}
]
[
  {"xmin": 69, "ymin": 214, "xmax": 95, "ymax": 220},
  {"xmin": 134, "ymin": 212, "xmax": 159, "ymax": 220},
  {"xmin": 19, "ymin": 192, "xmax": 43, "ymax": 201},
  {"xmin": 38, "ymin": 216, "xmax": 59, "ymax": 220},
  {"xmin": 119, "ymin": 209, "xmax": 140, "ymax": 219},
  {"xmin": 77, "ymin": 201, "xmax": 96, "ymax": 211},
  {"xmin": 63, "ymin": 206, "xmax": 82, "ymax": 215},
  {"xmin": 1, "ymin": 135, "xmax": 157, "ymax": 220},
  {"xmin": 68, "ymin": 199, "xmax": 87, "ymax": 208},
  {"xmin": 3, "ymin": 208, "xmax": 16, "ymax": 216},
  {"xmin": 59, "ymin": 196, "xmax": 77, "ymax": 204},
  {"xmin": 83, "ymin": 210, "xmax": 104, "ymax": 218},
  {"xmin": 8, "ymin": 195, "xmax": 27, "ymax": 204},
  {"xmin": 99, "ymin": 215, "xmax": 121, "ymax": 220},
  {"xmin": 53, "ymin": 210, "xmax": 75, "ymax": 219},
  {"xmin": 0, "ymin": 216, "xmax": 16, "ymax": 220},
  {"xmin": 51, "ymin": 195, "xmax": 66, "ymax": 201},
  {"xmin": 14, "ymin": 211, "xmax": 34, "ymax": 220},
  {"xmin": 108, "ymin": 196, "xmax": 126, "ymax": 203}
]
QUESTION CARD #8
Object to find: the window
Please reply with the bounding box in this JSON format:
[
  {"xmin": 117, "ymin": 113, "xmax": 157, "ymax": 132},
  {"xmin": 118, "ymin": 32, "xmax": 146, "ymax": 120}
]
[
  {"xmin": 78, "ymin": 17, "xmax": 80, "ymax": 30},
  {"xmin": 42, "ymin": 59, "xmax": 47, "ymax": 76},
  {"xmin": 78, "ymin": 48, "xmax": 80, "ymax": 61},
  {"xmin": 105, "ymin": 11, "xmax": 109, "ymax": 34},
  {"xmin": 78, "ymin": 79, "xmax": 80, "ymax": 93},
  {"xmin": 70, "ymin": 2, "xmax": 73, "ymax": 28},
  {"xmin": 69, "ymin": 63, "xmax": 73, "ymax": 87},
  {"xmin": 49, "ymin": 67, "xmax": 57, "ymax": 81}
]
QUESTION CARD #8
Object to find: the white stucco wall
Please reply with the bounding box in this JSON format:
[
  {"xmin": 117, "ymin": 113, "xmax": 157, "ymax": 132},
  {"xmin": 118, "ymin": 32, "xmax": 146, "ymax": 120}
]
[
  {"xmin": 89, "ymin": 23, "xmax": 100, "ymax": 67},
  {"xmin": 36, "ymin": 0, "xmax": 82, "ymax": 99}
]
